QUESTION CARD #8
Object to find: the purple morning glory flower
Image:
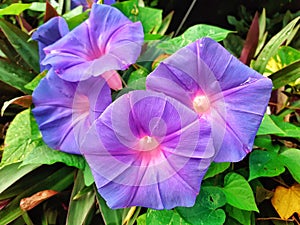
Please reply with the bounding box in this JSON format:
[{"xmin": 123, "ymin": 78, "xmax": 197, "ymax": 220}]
[
  {"xmin": 32, "ymin": 70, "xmax": 111, "ymax": 154},
  {"xmin": 32, "ymin": 17, "xmax": 69, "ymax": 72},
  {"xmin": 146, "ymin": 38, "xmax": 273, "ymax": 162},
  {"xmin": 71, "ymin": 0, "xmax": 115, "ymax": 11},
  {"xmin": 42, "ymin": 4, "xmax": 144, "ymax": 82},
  {"xmin": 80, "ymin": 90, "xmax": 214, "ymax": 209}
]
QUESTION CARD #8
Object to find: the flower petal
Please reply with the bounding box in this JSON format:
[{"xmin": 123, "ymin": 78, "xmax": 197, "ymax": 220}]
[
  {"xmin": 213, "ymin": 78, "xmax": 273, "ymax": 161},
  {"xmin": 32, "ymin": 17, "xmax": 69, "ymax": 72},
  {"xmin": 32, "ymin": 70, "xmax": 111, "ymax": 154},
  {"xmin": 90, "ymin": 157, "xmax": 211, "ymax": 209},
  {"xmin": 81, "ymin": 90, "xmax": 213, "ymax": 209},
  {"xmin": 147, "ymin": 38, "xmax": 272, "ymax": 162},
  {"xmin": 42, "ymin": 4, "xmax": 144, "ymax": 82}
]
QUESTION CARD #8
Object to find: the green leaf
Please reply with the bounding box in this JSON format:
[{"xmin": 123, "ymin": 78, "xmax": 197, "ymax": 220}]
[
  {"xmin": 222, "ymin": 173, "xmax": 258, "ymax": 212},
  {"xmin": 271, "ymin": 46, "xmax": 300, "ymax": 69},
  {"xmin": 0, "ymin": 2, "xmax": 46, "ymax": 15},
  {"xmin": 257, "ymin": 115, "xmax": 285, "ymax": 136},
  {"xmin": 28, "ymin": 2, "xmax": 46, "ymax": 12},
  {"xmin": 1, "ymin": 109, "xmax": 42, "ymax": 167},
  {"xmin": 270, "ymin": 115, "xmax": 300, "ymax": 138},
  {"xmin": 252, "ymin": 16, "xmax": 300, "ymax": 73},
  {"xmin": 157, "ymin": 11, "xmax": 174, "ymax": 35},
  {"xmin": 176, "ymin": 186, "xmax": 226, "ymax": 225},
  {"xmin": 22, "ymin": 212, "xmax": 34, "ymax": 225},
  {"xmin": 258, "ymin": 115, "xmax": 300, "ymax": 138},
  {"xmin": 0, "ymin": 166, "xmax": 74, "ymax": 225},
  {"xmin": 19, "ymin": 137, "xmax": 94, "ymax": 186},
  {"xmin": 258, "ymin": 8, "xmax": 266, "ymax": 40},
  {"xmin": 0, "ymin": 59, "xmax": 36, "ymax": 94},
  {"xmin": 145, "ymin": 209, "xmax": 190, "ymax": 225},
  {"xmin": 66, "ymin": 170, "xmax": 96, "ymax": 225},
  {"xmin": 0, "ymin": 165, "xmax": 59, "ymax": 201},
  {"xmin": 113, "ymin": 0, "xmax": 162, "ymax": 34},
  {"xmin": 128, "ymin": 68, "xmax": 148, "ymax": 84},
  {"xmin": 24, "ymin": 71, "xmax": 47, "ymax": 91},
  {"xmin": 0, "ymin": 19, "xmax": 39, "ymax": 73},
  {"xmin": 96, "ymin": 191, "xmax": 130, "ymax": 225},
  {"xmin": 0, "ymin": 33, "xmax": 19, "ymax": 62},
  {"xmin": 254, "ymin": 136, "xmax": 280, "ymax": 152},
  {"xmin": 280, "ymin": 148, "xmax": 300, "ymax": 183},
  {"xmin": 249, "ymin": 150, "xmax": 285, "ymax": 180},
  {"xmin": 127, "ymin": 77, "xmax": 146, "ymax": 90},
  {"xmin": 264, "ymin": 46, "xmax": 300, "ymax": 78},
  {"xmin": 82, "ymin": 162, "xmax": 94, "ymax": 186},
  {"xmin": 204, "ymin": 162, "xmax": 230, "ymax": 180},
  {"xmin": 66, "ymin": 10, "xmax": 89, "ymax": 30},
  {"xmin": 0, "ymin": 163, "xmax": 40, "ymax": 194},
  {"xmin": 62, "ymin": 6, "xmax": 83, "ymax": 21},
  {"xmin": 269, "ymin": 60, "xmax": 300, "ymax": 89},
  {"xmin": 224, "ymin": 216, "xmax": 243, "ymax": 225},
  {"xmin": 21, "ymin": 144, "xmax": 86, "ymax": 170},
  {"xmin": 225, "ymin": 205, "xmax": 252, "ymax": 225},
  {"xmin": 144, "ymin": 34, "xmax": 163, "ymax": 41},
  {"xmin": 157, "ymin": 24, "xmax": 233, "ymax": 54},
  {"xmin": 223, "ymin": 33, "xmax": 244, "ymax": 57},
  {"xmin": 0, "ymin": 3, "xmax": 31, "ymax": 16},
  {"xmin": 137, "ymin": 7, "xmax": 162, "ymax": 34},
  {"xmin": 137, "ymin": 214, "xmax": 146, "ymax": 225},
  {"xmin": 249, "ymin": 147, "xmax": 300, "ymax": 183}
]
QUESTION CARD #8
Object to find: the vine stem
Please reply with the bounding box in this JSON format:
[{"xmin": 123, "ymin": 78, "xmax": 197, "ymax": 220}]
[
  {"xmin": 256, "ymin": 217, "xmax": 294, "ymax": 222},
  {"xmin": 272, "ymin": 177, "xmax": 290, "ymax": 188},
  {"xmin": 174, "ymin": 0, "xmax": 197, "ymax": 36}
]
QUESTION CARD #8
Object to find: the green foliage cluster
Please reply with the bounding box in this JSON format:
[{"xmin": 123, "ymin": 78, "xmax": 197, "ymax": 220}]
[{"xmin": 0, "ymin": 0, "xmax": 299, "ymax": 224}]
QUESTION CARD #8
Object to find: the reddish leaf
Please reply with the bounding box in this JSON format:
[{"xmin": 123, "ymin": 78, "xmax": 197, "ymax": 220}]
[
  {"xmin": 16, "ymin": 16, "xmax": 32, "ymax": 33},
  {"xmin": 240, "ymin": 12, "xmax": 259, "ymax": 65},
  {"xmin": 44, "ymin": 1, "xmax": 59, "ymax": 23},
  {"xmin": 0, "ymin": 199, "xmax": 11, "ymax": 210},
  {"xmin": 20, "ymin": 190, "xmax": 58, "ymax": 211}
]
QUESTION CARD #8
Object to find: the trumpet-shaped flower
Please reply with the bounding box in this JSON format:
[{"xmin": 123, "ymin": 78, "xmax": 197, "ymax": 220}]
[
  {"xmin": 32, "ymin": 70, "xmax": 111, "ymax": 154},
  {"xmin": 81, "ymin": 90, "xmax": 214, "ymax": 209},
  {"xmin": 42, "ymin": 4, "xmax": 144, "ymax": 82},
  {"xmin": 32, "ymin": 17, "xmax": 69, "ymax": 72},
  {"xmin": 146, "ymin": 38, "xmax": 272, "ymax": 162}
]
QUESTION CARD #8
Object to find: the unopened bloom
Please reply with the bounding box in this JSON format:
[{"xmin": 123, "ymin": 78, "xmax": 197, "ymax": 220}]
[
  {"xmin": 42, "ymin": 4, "xmax": 144, "ymax": 83},
  {"xmin": 147, "ymin": 38, "xmax": 272, "ymax": 162},
  {"xmin": 81, "ymin": 90, "xmax": 214, "ymax": 209},
  {"xmin": 32, "ymin": 17, "xmax": 69, "ymax": 72},
  {"xmin": 32, "ymin": 70, "xmax": 111, "ymax": 154}
]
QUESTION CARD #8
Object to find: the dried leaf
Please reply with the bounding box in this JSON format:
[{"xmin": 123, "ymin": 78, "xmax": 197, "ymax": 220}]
[
  {"xmin": 1, "ymin": 95, "xmax": 32, "ymax": 116},
  {"xmin": 271, "ymin": 184, "xmax": 300, "ymax": 220},
  {"xmin": 20, "ymin": 190, "xmax": 58, "ymax": 211},
  {"xmin": 256, "ymin": 186, "xmax": 274, "ymax": 203}
]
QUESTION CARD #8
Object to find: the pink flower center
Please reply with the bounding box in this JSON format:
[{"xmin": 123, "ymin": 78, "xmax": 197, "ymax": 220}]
[
  {"xmin": 138, "ymin": 136, "xmax": 159, "ymax": 152},
  {"xmin": 192, "ymin": 95, "xmax": 210, "ymax": 114},
  {"xmin": 73, "ymin": 94, "xmax": 90, "ymax": 114}
]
